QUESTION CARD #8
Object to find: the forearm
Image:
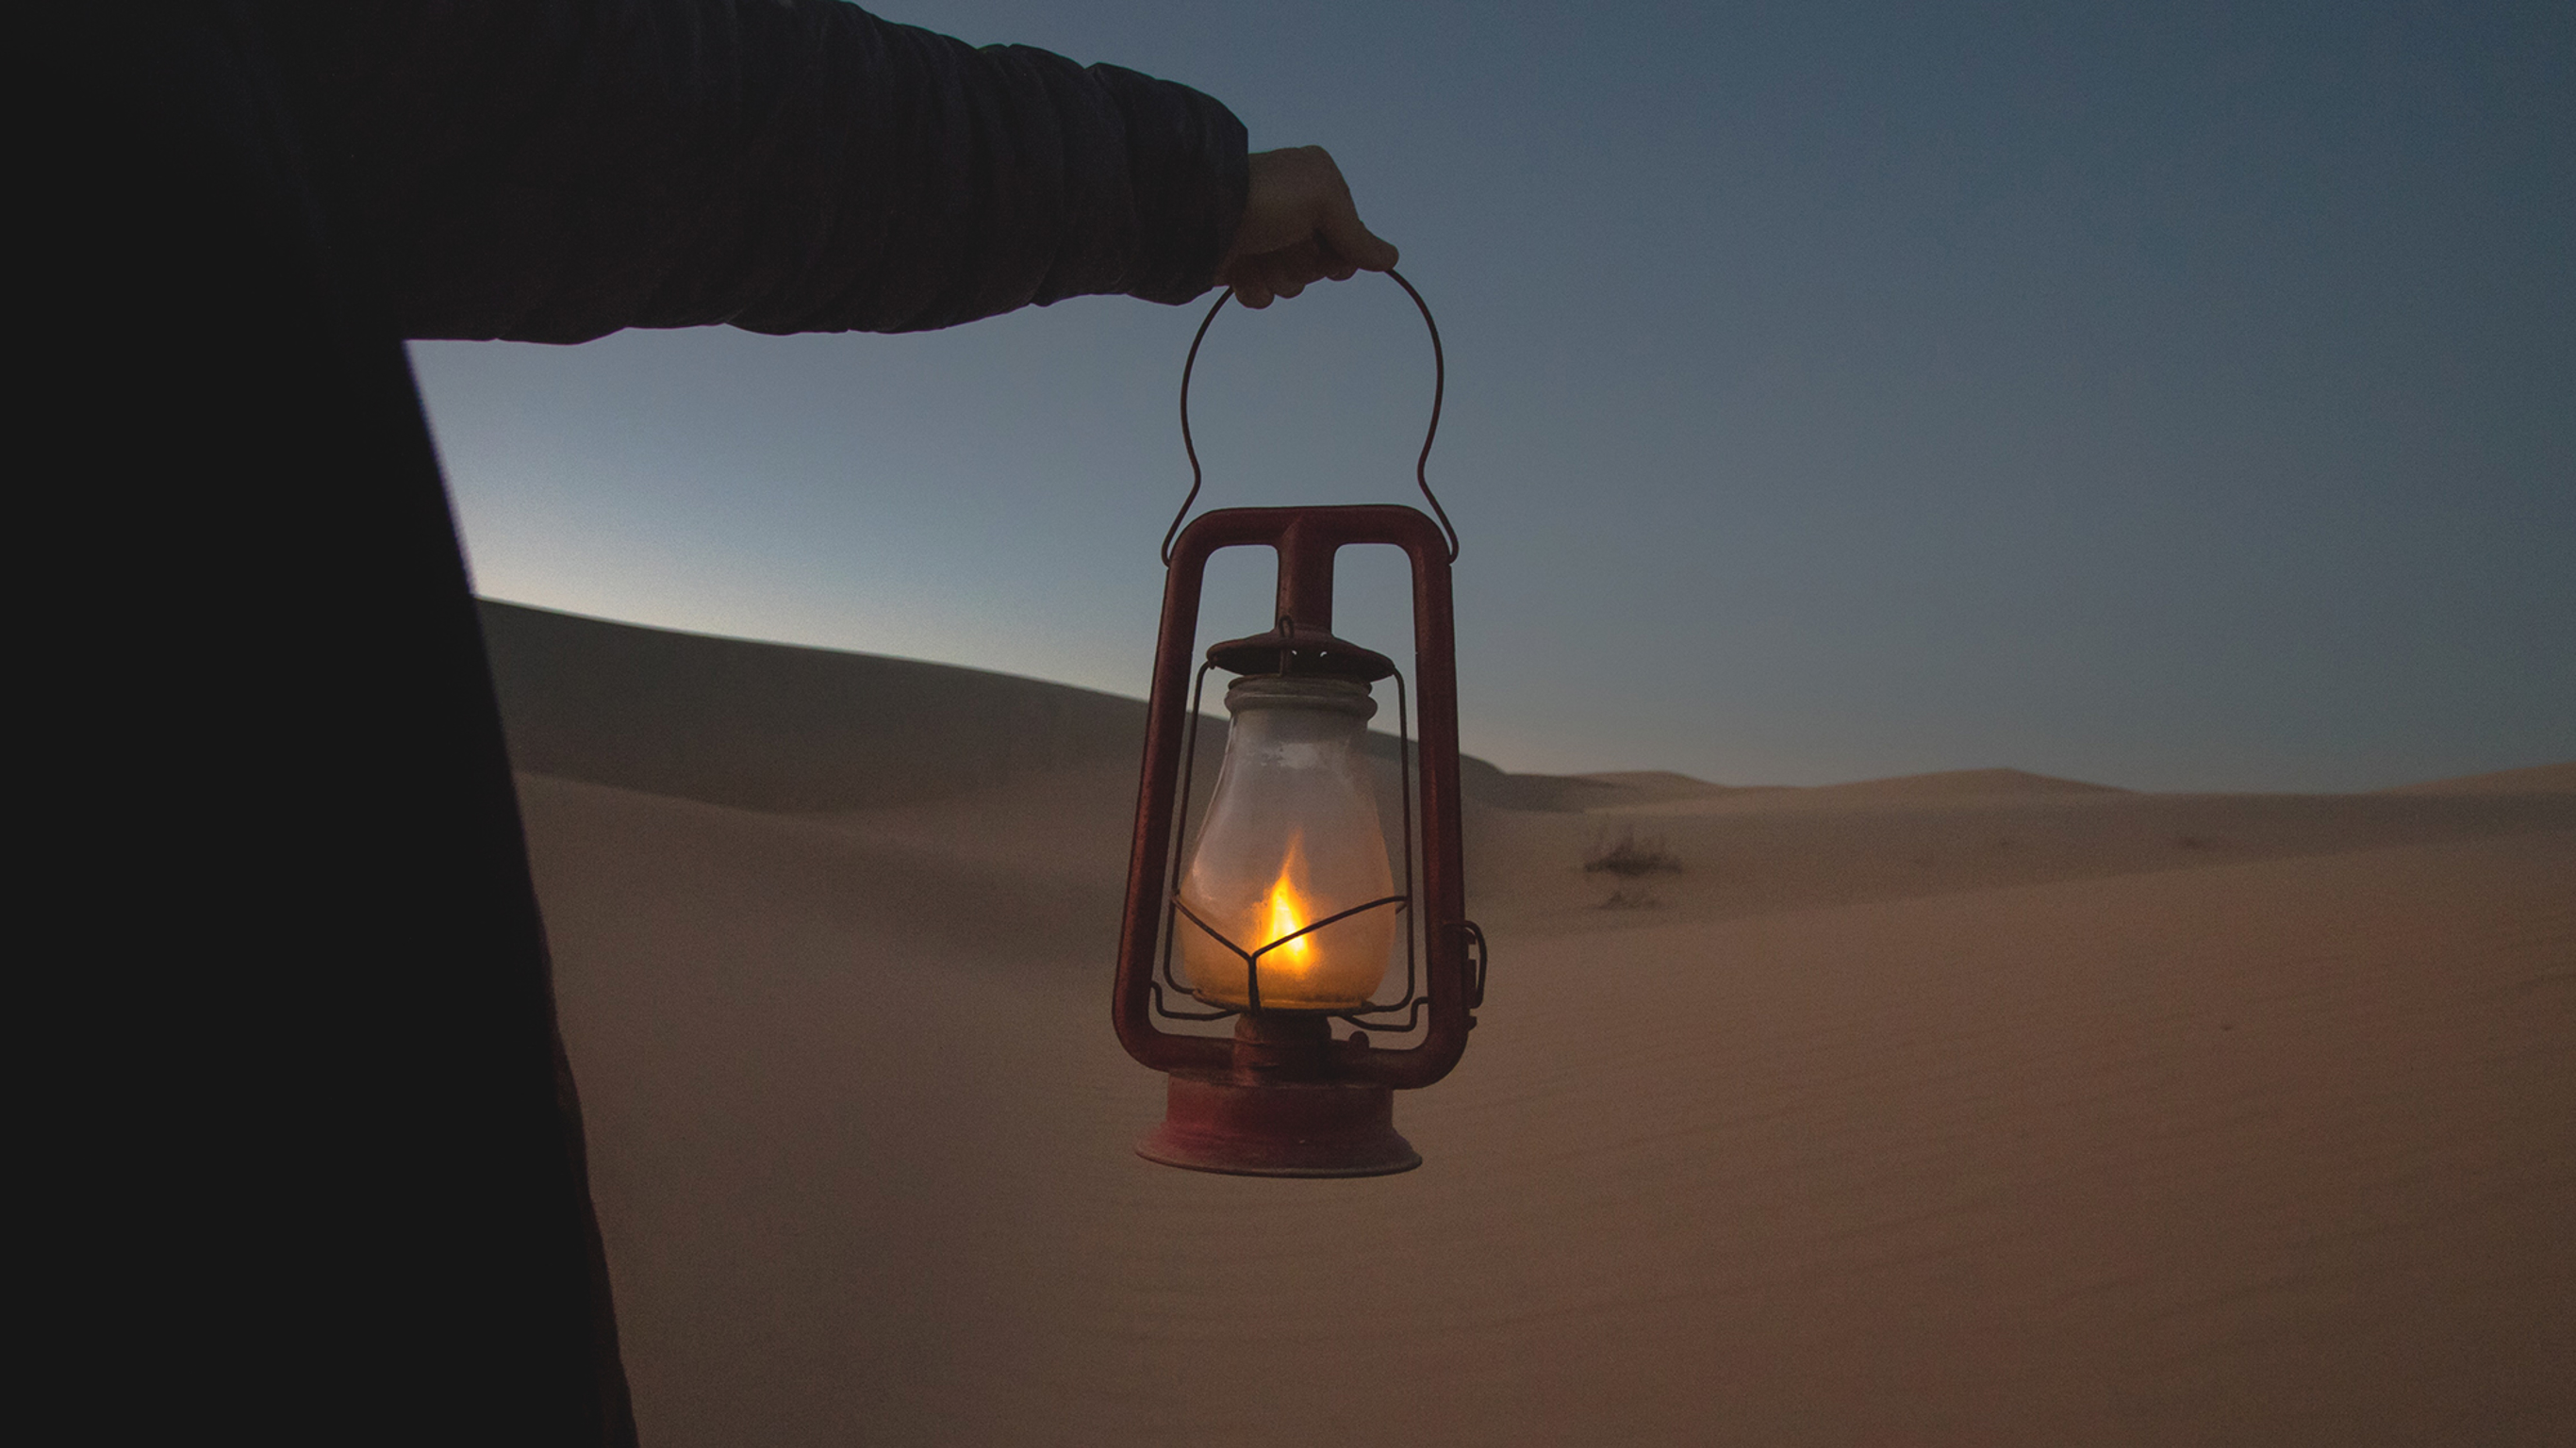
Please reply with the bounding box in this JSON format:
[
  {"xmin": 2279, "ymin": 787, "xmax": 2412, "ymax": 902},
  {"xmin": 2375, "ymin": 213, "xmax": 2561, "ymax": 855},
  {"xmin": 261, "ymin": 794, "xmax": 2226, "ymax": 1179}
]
[{"xmin": 260, "ymin": 0, "xmax": 1247, "ymax": 342}]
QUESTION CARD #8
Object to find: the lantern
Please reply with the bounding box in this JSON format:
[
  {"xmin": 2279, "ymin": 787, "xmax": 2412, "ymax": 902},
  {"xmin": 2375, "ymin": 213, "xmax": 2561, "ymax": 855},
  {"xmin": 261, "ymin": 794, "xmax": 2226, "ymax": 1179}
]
[{"xmin": 1113, "ymin": 272, "xmax": 1487, "ymax": 1177}]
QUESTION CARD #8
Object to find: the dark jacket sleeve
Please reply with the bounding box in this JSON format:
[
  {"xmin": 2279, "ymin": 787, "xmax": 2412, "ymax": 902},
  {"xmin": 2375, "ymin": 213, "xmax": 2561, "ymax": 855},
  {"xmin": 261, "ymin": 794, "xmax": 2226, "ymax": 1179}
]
[{"xmin": 258, "ymin": 0, "xmax": 1248, "ymax": 343}]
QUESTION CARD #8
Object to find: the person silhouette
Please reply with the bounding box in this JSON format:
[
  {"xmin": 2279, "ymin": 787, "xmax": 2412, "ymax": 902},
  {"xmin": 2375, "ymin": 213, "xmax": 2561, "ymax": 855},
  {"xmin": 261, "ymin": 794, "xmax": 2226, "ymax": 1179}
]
[{"xmin": 72, "ymin": 3, "xmax": 1394, "ymax": 1440}]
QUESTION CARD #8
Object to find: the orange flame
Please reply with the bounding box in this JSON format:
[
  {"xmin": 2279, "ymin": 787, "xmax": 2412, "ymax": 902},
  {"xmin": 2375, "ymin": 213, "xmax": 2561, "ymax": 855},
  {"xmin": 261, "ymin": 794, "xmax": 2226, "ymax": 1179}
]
[{"xmin": 1262, "ymin": 834, "xmax": 1313, "ymax": 963}]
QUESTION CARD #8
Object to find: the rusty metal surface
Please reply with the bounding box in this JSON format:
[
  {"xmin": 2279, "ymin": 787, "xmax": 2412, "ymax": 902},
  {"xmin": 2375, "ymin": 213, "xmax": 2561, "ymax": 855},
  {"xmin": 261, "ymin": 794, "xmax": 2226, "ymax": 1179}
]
[{"xmin": 1134, "ymin": 1074, "xmax": 1421, "ymax": 1178}]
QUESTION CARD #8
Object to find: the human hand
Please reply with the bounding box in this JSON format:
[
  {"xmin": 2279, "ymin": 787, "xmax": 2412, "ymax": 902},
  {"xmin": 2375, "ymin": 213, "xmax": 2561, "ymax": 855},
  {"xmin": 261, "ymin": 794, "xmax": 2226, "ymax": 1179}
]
[{"xmin": 1219, "ymin": 146, "xmax": 1400, "ymax": 308}]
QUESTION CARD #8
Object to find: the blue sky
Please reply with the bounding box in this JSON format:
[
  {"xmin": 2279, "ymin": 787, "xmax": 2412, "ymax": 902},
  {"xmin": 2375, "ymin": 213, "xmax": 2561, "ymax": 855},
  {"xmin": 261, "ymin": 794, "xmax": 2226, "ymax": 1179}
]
[{"xmin": 413, "ymin": 0, "xmax": 2572, "ymax": 790}]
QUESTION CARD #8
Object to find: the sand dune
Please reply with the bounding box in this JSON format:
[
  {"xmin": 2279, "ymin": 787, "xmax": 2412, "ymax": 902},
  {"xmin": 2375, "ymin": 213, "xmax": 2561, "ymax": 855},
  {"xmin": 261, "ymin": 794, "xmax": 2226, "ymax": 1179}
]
[
  {"xmin": 486, "ymin": 601, "xmax": 1546, "ymax": 814},
  {"xmin": 2381, "ymin": 760, "xmax": 2576, "ymax": 796},
  {"xmin": 482, "ymin": 601, "xmax": 1155, "ymax": 812},
  {"xmin": 1472, "ymin": 784, "xmax": 2575, "ymax": 929},
  {"xmin": 1764, "ymin": 765, "xmax": 2131, "ymax": 800},
  {"xmin": 490, "ymin": 603, "xmax": 2576, "ymax": 1446}
]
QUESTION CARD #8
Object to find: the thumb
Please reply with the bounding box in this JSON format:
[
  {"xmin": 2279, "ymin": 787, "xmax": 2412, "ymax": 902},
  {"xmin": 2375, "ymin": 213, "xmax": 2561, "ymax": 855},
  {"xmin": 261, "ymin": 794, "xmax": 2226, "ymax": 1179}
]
[{"xmin": 1319, "ymin": 206, "xmax": 1399, "ymax": 272}]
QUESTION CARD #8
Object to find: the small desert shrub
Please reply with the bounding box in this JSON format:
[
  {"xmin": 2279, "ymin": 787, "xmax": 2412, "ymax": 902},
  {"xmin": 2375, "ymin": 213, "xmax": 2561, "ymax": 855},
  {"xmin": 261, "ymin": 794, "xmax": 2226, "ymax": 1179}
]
[{"xmin": 1584, "ymin": 827, "xmax": 1682, "ymax": 880}]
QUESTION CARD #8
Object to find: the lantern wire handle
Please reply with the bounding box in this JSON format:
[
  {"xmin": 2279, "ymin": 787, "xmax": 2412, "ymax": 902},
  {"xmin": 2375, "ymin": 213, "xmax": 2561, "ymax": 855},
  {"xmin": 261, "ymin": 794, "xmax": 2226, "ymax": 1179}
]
[{"xmin": 1164, "ymin": 268, "xmax": 1458, "ymax": 565}]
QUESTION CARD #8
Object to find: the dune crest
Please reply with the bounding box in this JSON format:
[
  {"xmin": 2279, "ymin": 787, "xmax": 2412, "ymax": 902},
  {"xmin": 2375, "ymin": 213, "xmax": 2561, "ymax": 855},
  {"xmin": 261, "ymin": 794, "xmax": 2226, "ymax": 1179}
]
[
  {"xmin": 2382, "ymin": 760, "xmax": 2576, "ymax": 796},
  {"xmin": 479, "ymin": 599, "xmax": 1153, "ymax": 812},
  {"xmin": 1799, "ymin": 765, "xmax": 2130, "ymax": 798}
]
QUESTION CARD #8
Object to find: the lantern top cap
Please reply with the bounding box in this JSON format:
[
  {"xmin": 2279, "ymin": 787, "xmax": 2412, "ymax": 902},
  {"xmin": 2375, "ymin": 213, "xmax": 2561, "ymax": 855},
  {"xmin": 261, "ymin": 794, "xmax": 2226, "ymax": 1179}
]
[
  {"xmin": 1205, "ymin": 620, "xmax": 1400, "ymax": 683},
  {"xmin": 1224, "ymin": 674, "xmax": 1378, "ymax": 720}
]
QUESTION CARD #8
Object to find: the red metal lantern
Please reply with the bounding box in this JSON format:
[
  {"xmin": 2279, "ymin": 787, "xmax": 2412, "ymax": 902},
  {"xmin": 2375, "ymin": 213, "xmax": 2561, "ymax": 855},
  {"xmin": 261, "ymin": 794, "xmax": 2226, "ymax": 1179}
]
[{"xmin": 1114, "ymin": 272, "xmax": 1487, "ymax": 1177}]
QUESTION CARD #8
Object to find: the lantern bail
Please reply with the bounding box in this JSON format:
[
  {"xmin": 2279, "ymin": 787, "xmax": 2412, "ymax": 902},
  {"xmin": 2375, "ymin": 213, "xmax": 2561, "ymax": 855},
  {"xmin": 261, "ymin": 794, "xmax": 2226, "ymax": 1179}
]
[{"xmin": 1164, "ymin": 269, "xmax": 1460, "ymax": 566}]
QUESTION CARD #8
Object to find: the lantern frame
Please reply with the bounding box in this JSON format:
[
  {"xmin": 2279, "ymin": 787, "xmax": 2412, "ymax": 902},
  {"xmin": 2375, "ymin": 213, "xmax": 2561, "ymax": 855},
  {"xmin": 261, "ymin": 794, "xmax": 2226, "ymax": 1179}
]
[{"xmin": 1112, "ymin": 273, "xmax": 1486, "ymax": 1177}]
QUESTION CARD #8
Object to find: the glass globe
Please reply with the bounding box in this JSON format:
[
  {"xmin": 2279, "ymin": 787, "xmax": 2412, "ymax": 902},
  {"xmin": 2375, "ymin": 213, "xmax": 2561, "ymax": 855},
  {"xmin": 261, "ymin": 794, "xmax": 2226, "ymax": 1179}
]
[{"xmin": 1177, "ymin": 674, "xmax": 1397, "ymax": 1010}]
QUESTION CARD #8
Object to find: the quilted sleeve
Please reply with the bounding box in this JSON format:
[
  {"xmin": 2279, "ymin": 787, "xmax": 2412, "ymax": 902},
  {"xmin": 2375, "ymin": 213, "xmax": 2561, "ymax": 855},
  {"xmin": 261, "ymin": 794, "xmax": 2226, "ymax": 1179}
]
[{"xmin": 262, "ymin": 0, "xmax": 1248, "ymax": 342}]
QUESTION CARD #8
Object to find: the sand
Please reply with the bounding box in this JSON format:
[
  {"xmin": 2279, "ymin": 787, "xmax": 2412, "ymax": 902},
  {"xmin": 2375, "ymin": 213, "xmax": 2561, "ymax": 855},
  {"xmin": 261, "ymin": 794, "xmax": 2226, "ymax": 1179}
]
[{"xmin": 489, "ymin": 601, "xmax": 2576, "ymax": 1446}]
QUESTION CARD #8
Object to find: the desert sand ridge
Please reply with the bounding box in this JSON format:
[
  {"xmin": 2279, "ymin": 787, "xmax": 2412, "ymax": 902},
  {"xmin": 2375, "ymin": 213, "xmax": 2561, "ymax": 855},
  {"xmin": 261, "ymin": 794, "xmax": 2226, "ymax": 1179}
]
[
  {"xmin": 2381, "ymin": 760, "xmax": 2576, "ymax": 795},
  {"xmin": 1468, "ymin": 785, "xmax": 2576, "ymax": 930},
  {"xmin": 483, "ymin": 598, "xmax": 1535, "ymax": 887},
  {"xmin": 485, "ymin": 599, "xmax": 1590, "ymax": 814},
  {"xmin": 1572, "ymin": 767, "xmax": 1747, "ymax": 800},
  {"xmin": 481, "ymin": 599, "xmax": 1154, "ymax": 812},
  {"xmin": 1786, "ymin": 764, "xmax": 2130, "ymax": 798},
  {"xmin": 492, "ymin": 601, "xmax": 2576, "ymax": 1445}
]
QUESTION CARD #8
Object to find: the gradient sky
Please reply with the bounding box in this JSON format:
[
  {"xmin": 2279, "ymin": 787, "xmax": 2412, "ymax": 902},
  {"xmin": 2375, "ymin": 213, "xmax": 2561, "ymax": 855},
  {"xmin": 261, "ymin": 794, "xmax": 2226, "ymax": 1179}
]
[{"xmin": 413, "ymin": 0, "xmax": 2572, "ymax": 792}]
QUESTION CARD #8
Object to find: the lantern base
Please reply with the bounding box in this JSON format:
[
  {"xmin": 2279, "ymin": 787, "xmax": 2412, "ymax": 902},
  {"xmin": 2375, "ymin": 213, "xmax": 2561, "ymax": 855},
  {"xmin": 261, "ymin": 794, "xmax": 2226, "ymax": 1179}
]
[{"xmin": 1137, "ymin": 1074, "xmax": 1421, "ymax": 1177}]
